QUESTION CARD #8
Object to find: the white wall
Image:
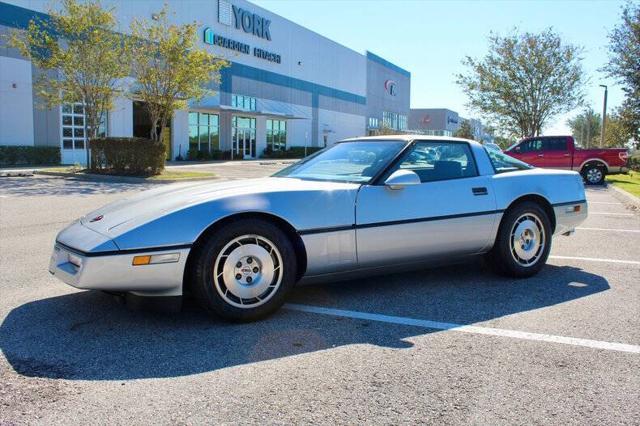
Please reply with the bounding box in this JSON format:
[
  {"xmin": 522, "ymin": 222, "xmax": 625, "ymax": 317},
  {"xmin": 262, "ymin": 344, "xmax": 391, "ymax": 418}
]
[
  {"xmin": 172, "ymin": 110, "xmax": 189, "ymax": 160},
  {"xmin": 108, "ymin": 96, "xmax": 133, "ymax": 137},
  {"xmin": 317, "ymin": 109, "xmax": 366, "ymax": 147},
  {"xmin": 0, "ymin": 57, "xmax": 34, "ymax": 146}
]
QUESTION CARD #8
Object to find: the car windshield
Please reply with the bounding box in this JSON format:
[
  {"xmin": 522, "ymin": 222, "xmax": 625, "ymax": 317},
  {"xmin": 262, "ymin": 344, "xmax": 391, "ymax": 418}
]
[
  {"xmin": 484, "ymin": 146, "xmax": 533, "ymax": 173},
  {"xmin": 273, "ymin": 141, "xmax": 406, "ymax": 183}
]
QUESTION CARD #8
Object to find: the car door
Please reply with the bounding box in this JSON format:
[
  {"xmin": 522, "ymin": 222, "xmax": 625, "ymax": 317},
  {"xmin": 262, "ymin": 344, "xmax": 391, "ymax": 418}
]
[
  {"xmin": 355, "ymin": 141, "xmax": 498, "ymax": 268},
  {"xmin": 511, "ymin": 138, "xmax": 545, "ymax": 166},
  {"xmin": 540, "ymin": 137, "xmax": 571, "ymax": 169}
]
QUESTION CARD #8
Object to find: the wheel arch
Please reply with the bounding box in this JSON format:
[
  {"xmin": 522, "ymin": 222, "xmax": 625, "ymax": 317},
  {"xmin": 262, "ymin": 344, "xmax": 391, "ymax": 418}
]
[
  {"xmin": 503, "ymin": 194, "xmax": 556, "ymax": 233},
  {"xmin": 579, "ymin": 158, "xmax": 609, "ymax": 174},
  {"xmin": 183, "ymin": 212, "xmax": 308, "ymax": 290}
]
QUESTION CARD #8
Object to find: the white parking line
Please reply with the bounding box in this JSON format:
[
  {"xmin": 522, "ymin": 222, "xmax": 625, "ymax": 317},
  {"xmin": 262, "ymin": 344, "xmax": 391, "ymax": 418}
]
[
  {"xmin": 589, "ymin": 212, "xmax": 635, "ymax": 217},
  {"xmin": 577, "ymin": 227, "xmax": 640, "ymax": 233},
  {"xmin": 284, "ymin": 304, "xmax": 640, "ymax": 354},
  {"xmin": 550, "ymin": 255, "xmax": 640, "ymax": 266}
]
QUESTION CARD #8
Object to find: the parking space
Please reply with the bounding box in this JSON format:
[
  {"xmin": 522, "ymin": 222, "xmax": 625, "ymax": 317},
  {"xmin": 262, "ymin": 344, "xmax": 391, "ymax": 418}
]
[{"xmin": 0, "ymin": 175, "xmax": 639, "ymax": 424}]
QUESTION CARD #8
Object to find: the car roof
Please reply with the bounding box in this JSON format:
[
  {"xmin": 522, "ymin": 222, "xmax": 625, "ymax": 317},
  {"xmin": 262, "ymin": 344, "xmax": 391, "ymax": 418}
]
[{"xmin": 340, "ymin": 134, "xmax": 484, "ymax": 148}]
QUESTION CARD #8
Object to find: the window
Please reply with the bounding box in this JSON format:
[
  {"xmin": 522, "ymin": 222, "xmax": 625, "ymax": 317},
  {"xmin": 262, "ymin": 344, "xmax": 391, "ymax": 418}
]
[
  {"xmin": 399, "ymin": 115, "xmax": 407, "ymax": 131},
  {"xmin": 61, "ymin": 104, "xmax": 108, "ymax": 151},
  {"xmin": 61, "ymin": 103, "xmax": 85, "ymax": 150},
  {"xmin": 368, "ymin": 117, "xmax": 380, "ymax": 129},
  {"xmin": 543, "ymin": 137, "xmax": 568, "ymax": 151},
  {"xmin": 231, "ymin": 94, "xmax": 257, "ymax": 111},
  {"xmin": 382, "ymin": 112, "xmax": 407, "ymax": 131},
  {"xmin": 273, "ymin": 140, "xmax": 405, "ymax": 183},
  {"xmin": 518, "ymin": 139, "xmax": 543, "ymax": 152},
  {"xmin": 389, "ymin": 141, "xmax": 478, "ymax": 183},
  {"xmin": 485, "ymin": 146, "xmax": 532, "ymax": 173},
  {"xmin": 188, "ymin": 112, "xmax": 220, "ymax": 153},
  {"xmin": 266, "ymin": 119, "xmax": 287, "ymax": 151}
]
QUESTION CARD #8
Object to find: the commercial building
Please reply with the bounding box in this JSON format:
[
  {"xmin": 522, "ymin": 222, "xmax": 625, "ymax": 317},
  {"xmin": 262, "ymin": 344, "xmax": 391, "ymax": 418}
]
[
  {"xmin": 409, "ymin": 108, "xmax": 489, "ymax": 141},
  {"xmin": 0, "ymin": 0, "xmax": 410, "ymax": 164}
]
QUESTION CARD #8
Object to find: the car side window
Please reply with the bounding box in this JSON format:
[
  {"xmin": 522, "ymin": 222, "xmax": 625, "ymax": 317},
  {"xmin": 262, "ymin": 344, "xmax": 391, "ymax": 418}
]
[
  {"xmin": 519, "ymin": 139, "xmax": 543, "ymax": 152},
  {"xmin": 543, "ymin": 138, "xmax": 568, "ymax": 151},
  {"xmin": 390, "ymin": 141, "xmax": 478, "ymax": 183}
]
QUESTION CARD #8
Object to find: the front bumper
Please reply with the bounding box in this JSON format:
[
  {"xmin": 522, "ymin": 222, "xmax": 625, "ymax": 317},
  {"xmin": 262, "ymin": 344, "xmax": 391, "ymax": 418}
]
[
  {"xmin": 553, "ymin": 201, "xmax": 588, "ymax": 236},
  {"xmin": 49, "ymin": 243, "xmax": 190, "ymax": 297}
]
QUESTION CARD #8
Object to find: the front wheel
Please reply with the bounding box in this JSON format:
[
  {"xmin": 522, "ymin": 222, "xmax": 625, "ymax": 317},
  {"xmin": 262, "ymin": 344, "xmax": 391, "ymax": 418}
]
[
  {"xmin": 191, "ymin": 219, "xmax": 297, "ymax": 321},
  {"xmin": 582, "ymin": 165, "xmax": 606, "ymax": 185},
  {"xmin": 486, "ymin": 202, "xmax": 552, "ymax": 278}
]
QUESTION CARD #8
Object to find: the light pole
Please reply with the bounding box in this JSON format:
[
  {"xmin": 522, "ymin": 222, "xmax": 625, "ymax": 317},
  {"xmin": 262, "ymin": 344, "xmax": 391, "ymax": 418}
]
[{"xmin": 599, "ymin": 84, "xmax": 608, "ymax": 148}]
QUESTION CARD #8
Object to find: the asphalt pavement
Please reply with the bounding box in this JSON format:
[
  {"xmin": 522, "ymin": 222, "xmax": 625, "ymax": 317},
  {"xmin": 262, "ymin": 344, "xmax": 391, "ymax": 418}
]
[{"xmin": 0, "ymin": 170, "xmax": 638, "ymax": 425}]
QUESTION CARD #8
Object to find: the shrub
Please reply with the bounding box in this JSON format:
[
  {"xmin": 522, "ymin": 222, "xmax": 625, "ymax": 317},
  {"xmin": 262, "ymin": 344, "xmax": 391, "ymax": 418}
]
[
  {"xmin": 262, "ymin": 146, "xmax": 323, "ymax": 159},
  {"xmin": 0, "ymin": 146, "xmax": 60, "ymax": 166},
  {"xmin": 90, "ymin": 137, "xmax": 165, "ymax": 176},
  {"xmin": 629, "ymin": 152, "xmax": 640, "ymax": 172}
]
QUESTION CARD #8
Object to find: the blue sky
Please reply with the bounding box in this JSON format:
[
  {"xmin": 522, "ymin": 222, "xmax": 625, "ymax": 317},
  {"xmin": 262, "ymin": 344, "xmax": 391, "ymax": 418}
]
[{"xmin": 252, "ymin": 0, "xmax": 627, "ymax": 134}]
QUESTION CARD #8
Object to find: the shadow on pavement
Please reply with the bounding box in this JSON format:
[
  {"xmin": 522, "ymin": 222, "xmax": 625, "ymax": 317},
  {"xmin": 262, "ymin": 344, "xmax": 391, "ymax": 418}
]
[
  {"xmin": 0, "ymin": 176, "xmax": 154, "ymax": 197},
  {"xmin": 0, "ymin": 263, "xmax": 608, "ymax": 381}
]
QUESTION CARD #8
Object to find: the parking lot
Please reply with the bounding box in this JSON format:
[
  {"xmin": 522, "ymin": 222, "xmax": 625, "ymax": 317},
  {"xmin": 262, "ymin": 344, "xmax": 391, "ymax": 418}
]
[{"xmin": 0, "ymin": 168, "xmax": 639, "ymax": 424}]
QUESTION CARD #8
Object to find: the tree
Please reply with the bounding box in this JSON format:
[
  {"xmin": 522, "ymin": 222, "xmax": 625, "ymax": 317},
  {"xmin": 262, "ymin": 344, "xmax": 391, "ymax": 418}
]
[
  {"xmin": 454, "ymin": 119, "xmax": 475, "ymax": 140},
  {"xmin": 567, "ymin": 108, "xmax": 601, "ymax": 148},
  {"xmin": 604, "ymin": 109, "xmax": 632, "ymax": 148},
  {"xmin": 457, "ymin": 29, "xmax": 585, "ymax": 138},
  {"xmin": 129, "ymin": 7, "xmax": 228, "ymax": 143},
  {"xmin": 604, "ymin": 3, "xmax": 640, "ymax": 146},
  {"xmin": 9, "ymin": 0, "xmax": 130, "ymax": 165}
]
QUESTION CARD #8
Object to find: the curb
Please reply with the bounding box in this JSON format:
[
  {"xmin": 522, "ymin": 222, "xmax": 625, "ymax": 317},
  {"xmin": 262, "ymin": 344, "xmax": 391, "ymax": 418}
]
[
  {"xmin": 607, "ymin": 184, "xmax": 640, "ymax": 210},
  {"xmin": 35, "ymin": 170, "xmax": 218, "ymax": 184}
]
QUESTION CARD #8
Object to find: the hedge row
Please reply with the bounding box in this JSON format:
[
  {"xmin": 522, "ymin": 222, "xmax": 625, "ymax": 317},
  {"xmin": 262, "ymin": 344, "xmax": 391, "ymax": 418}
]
[
  {"xmin": 0, "ymin": 146, "xmax": 60, "ymax": 166},
  {"xmin": 90, "ymin": 137, "xmax": 165, "ymax": 176},
  {"xmin": 261, "ymin": 146, "xmax": 324, "ymax": 159}
]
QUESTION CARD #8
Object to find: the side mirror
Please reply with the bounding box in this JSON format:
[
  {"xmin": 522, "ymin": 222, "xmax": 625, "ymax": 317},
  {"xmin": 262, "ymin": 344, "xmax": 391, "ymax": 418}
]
[
  {"xmin": 513, "ymin": 146, "xmax": 521, "ymax": 153},
  {"xmin": 384, "ymin": 169, "xmax": 421, "ymax": 190}
]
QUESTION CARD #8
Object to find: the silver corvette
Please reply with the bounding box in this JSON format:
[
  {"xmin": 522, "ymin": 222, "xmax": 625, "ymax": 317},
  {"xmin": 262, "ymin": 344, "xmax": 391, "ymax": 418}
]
[{"xmin": 50, "ymin": 136, "xmax": 588, "ymax": 321}]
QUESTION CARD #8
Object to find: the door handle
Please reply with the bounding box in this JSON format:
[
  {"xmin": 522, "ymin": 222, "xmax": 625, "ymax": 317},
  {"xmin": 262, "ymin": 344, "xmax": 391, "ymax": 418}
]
[
  {"xmin": 472, "ymin": 187, "xmax": 488, "ymax": 196},
  {"xmin": 563, "ymin": 154, "xmax": 570, "ymax": 157},
  {"xmin": 537, "ymin": 154, "xmax": 544, "ymax": 157}
]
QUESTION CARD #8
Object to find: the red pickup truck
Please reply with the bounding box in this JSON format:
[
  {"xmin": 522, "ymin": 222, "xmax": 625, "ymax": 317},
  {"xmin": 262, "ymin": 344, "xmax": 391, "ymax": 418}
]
[{"xmin": 505, "ymin": 135, "xmax": 628, "ymax": 185}]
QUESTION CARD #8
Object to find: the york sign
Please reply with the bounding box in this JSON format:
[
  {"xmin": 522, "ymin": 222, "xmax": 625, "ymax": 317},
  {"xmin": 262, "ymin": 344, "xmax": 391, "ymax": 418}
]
[{"xmin": 232, "ymin": 5, "xmax": 271, "ymax": 41}]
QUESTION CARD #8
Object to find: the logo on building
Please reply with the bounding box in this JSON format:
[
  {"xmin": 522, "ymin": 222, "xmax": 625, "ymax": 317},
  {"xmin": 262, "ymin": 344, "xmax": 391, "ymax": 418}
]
[
  {"xmin": 218, "ymin": 1, "xmax": 272, "ymax": 40},
  {"xmin": 384, "ymin": 80, "xmax": 397, "ymax": 96},
  {"xmin": 421, "ymin": 115, "xmax": 431, "ymax": 125}
]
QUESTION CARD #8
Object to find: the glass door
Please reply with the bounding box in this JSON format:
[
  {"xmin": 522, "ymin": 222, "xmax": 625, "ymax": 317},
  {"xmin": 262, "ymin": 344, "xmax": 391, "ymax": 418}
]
[{"xmin": 232, "ymin": 116, "xmax": 256, "ymax": 159}]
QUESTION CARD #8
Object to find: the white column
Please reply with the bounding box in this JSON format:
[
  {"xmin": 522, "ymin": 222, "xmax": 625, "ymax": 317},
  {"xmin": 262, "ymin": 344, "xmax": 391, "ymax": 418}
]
[
  {"xmin": 108, "ymin": 97, "xmax": 133, "ymax": 137},
  {"xmin": 172, "ymin": 110, "xmax": 189, "ymax": 160},
  {"xmin": 256, "ymin": 116, "xmax": 267, "ymax": 157}
]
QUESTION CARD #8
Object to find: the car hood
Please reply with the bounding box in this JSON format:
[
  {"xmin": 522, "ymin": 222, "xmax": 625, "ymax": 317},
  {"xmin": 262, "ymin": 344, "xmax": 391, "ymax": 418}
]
[{"xmin": 80, "ymin": 177, "xmax": 359, "ymax": 240}]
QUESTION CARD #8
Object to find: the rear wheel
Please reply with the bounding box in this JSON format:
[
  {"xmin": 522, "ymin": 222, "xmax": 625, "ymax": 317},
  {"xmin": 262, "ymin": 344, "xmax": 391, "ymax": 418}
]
[
  {"xmin": 582, "ymin": 165, "xmax": 606, "ymax": 185},
  {"xmin": 487, "ymin": 201, "xmax": 552, "ymax": 278},
  {"xmin": 191, "ymin": 219, "xmax": 297, "ymax": 321}
]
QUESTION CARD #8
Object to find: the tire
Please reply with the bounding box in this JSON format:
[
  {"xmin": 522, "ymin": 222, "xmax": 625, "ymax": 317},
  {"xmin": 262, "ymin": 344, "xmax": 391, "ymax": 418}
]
[
  {"xmin": 486, "ymin": 201, "xmax": 552, "ymax": 278},
  {"xmin": 582, "ymin": 165, "xmax": 606, "ymax": 185},
  {"xmin": 191, "ymin": 218, "xmax": 297, "ymax": 321}
]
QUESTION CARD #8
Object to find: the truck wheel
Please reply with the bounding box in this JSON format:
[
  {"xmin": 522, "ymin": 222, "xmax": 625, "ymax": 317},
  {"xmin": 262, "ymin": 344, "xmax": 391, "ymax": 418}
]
[
  {"xmin": 486, "ymin": 201, "xmax": 552, "ymax": 278},
  {"xmin": 582, "ymin": 165, "xmax": 605, "ymax": 185},
  {"xmin": 191, "ymin": 219, "xmax": 297, "ymax": 322}
]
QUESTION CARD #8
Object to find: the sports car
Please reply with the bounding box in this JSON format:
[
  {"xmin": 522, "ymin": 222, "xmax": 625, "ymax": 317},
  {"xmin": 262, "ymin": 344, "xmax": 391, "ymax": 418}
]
[{"xmin": 49, "ymin": 136, "xmax": 588, "ymax": 321}]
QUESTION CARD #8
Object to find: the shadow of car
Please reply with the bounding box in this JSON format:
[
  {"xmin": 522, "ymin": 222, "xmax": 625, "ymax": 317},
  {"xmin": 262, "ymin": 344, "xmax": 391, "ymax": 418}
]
[{"xmin": 0, "ymin": 263, "xmax": 608, "ymax": 381}]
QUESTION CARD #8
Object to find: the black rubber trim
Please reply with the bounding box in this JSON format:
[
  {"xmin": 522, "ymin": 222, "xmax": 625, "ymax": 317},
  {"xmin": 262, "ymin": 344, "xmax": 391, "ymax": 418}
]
[
  {"xmin": 55, "ymin": 241, "xmax": 192, "ymax": 257},
  {"xmin": 551, "ymin": 200, "xmax": 587, "ymax": 207},
  {"xmin": 298, "ymin": 209, "xmax": 505, "ymax": 235}
]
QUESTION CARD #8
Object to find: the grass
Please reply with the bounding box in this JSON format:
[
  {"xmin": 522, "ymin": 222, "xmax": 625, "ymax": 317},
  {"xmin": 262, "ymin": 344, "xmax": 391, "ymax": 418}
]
[
  {"xmin": 606, "ymin": 170, "xmax": 640, "ymax": 198},
  {"xmin": 43, "ymin": 166, "xmax": 215, "ymax": 181}
]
